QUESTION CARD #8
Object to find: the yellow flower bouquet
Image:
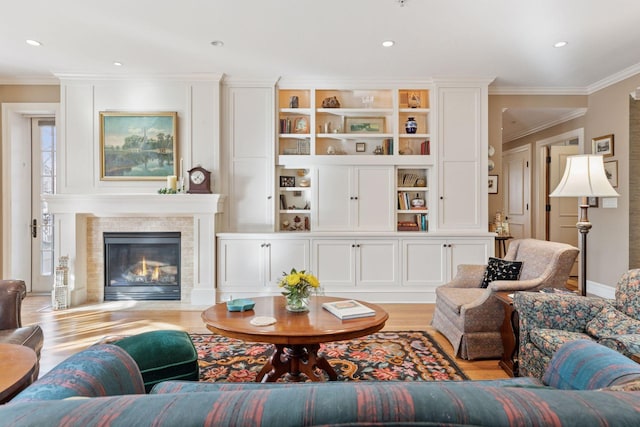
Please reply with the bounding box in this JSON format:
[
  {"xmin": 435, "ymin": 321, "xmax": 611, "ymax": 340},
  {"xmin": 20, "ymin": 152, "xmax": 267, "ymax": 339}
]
[{"xmin": 279, "ymin": 268, "xmax": 320, "ymax": 312}]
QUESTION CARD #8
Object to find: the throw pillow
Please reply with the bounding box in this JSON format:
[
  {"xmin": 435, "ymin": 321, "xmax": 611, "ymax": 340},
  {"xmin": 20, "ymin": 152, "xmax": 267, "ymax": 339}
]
[
  {"xmin": 480, "ymin": 257, "xmax": 523, "ymax": 288},
  {"xmin": 585, "ymin": 305, "xmax": 640, "ymax": 340}
]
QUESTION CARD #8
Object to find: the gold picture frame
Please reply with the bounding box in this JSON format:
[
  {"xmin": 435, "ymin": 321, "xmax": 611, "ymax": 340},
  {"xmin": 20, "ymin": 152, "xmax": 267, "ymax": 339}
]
[
  {"xmin": 100, "ymin": 111, "xmax": 178, "ymax": 180},
  {"xmin": 592, "ymin": 134, "xmax": 614, "ymax": 157}
]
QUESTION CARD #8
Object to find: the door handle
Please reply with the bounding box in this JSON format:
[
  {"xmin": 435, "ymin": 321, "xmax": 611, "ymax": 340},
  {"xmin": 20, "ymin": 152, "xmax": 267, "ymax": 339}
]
[{"xmin": 32, "ymin": 219, "xmax": 37, "ymax": 238}]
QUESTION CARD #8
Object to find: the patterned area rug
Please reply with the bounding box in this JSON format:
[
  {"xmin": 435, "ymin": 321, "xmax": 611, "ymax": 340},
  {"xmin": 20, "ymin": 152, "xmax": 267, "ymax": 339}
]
[{"xmin": 190, "ymin": 331, "xmax": 467, "ymax": 382}]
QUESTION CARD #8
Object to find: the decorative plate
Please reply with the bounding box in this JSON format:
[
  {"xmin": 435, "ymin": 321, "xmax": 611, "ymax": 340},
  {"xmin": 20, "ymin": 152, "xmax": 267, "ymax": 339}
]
[
  {"xmin": 488, "ymin": 145, "xmax": 495, "ymax": 157},
  {"xmin": 488, "ymin": 159, "xmax": 495, "ymax": 171}
]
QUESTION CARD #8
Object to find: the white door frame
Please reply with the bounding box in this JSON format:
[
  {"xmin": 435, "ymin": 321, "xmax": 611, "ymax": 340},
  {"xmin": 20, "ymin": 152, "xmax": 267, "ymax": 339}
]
[
  {"xmin": 1, "ymin": 103, "xmax": 59, "ymax": 286},
  {"xmin": 534, "ymin": 128, "xmax": 584, "ymax": 240}
]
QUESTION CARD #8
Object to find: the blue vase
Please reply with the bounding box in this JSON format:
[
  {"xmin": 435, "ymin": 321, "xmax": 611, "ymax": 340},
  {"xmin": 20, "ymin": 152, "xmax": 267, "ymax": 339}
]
[{"xmin": 405, "ymin": 117, "xmax": 417, "ymax": 134}]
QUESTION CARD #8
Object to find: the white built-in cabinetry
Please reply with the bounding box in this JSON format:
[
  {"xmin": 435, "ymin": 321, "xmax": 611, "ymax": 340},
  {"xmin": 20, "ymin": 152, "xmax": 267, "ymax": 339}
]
[
  {"xmin": 218, "ymin": 81, "xmax": 493, "ymax": 303},
  {"xmin": 222, "ymin": 85, "xmax": 275, "ymax": 232},
  {"xmin": 314, "ymin": 166, "xmax": 394, "ymax": 231}
]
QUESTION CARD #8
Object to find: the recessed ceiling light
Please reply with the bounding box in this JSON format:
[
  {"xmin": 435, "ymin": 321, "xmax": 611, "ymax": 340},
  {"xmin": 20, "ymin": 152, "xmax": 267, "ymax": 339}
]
[
  {"xmin": 26, "ymin": 39, "xmax": 42, "ymax": 47},
  {"xmin": 553, "ymin": 41, "xmax": 568, "ymax": 48},
  {"xmin": 113, "ymin": 61, "xmax": 123, "ymax": 66},
  {"xmin": 382, "ymin": 40, "xmax": 395, "ymax": 48},
  {"xmin": 210, "ymin": 40, "xmax": 224, "ymax": 47}
]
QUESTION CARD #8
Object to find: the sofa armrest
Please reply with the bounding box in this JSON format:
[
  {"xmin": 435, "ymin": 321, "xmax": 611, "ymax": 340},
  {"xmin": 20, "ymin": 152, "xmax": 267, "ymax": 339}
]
[
  {"xmin": 513, "ymin": 292, "xmax": 609, "ymax": 333},
  {"xmin": 10, "ymin": 344, "xmax": 145, "ymax": 402},
  {"xmin": 489, "ymin": 278, "xmax": 545, "ymax": 292},
  {"xmin": 543, "ymin": 339, "xmax": 640, "ymax": 390},
  {"xmin": 443, "ymin": 264, "xmax": 486, "ymax": 288}
]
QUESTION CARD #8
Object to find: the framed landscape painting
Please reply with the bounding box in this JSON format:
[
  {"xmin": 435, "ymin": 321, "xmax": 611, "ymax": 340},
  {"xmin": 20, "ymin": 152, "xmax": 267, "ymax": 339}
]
[{"xmin": 100, "ymin": 111, "xmax": 178, "ymax": 180}]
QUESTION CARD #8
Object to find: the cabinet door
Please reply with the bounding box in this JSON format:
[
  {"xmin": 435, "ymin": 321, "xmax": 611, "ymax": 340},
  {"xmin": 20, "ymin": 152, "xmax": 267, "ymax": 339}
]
[
  {"xmin": 265, "ymin": 239, "xmax": 310, "ymax": 289},
  {"xmin": 446, "ymin": 239, "xmax": 491, "ymax": 281},
  {"xmin": 355, "ymin": 166, "xmax": 394, "ymax": 231},
  {"xmin": 312, "ymin": 240, "xmax": 356, "ymax": 290},
  {"xmin": 315, "ymin": 166, "xmax": 354, "ymax": 231},
  {"xmin": 437, "ymin": 86, "xmax": 486, "ymax": 231},
  {"xmin": 356, "ymin": 240, "xmax": 398, "ymax": 287},
  {"xmin": 218, "ymin": 239, "xmax": 265, "ymax": 291},
  {"xmin": 225, "ymin": 86, "xmax": 275, "ymax": 232},
  {"xmin": 229, "ymin": 158, "xmax": 273, "ymax": 232},
  {"xmin": 402, "ymin": 239, "xmax": 446, "ymax": 287}
]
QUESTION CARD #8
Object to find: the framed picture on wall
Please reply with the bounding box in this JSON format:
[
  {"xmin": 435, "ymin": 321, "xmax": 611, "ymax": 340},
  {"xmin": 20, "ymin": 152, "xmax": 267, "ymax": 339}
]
[
  {"xmin": 592, "ymin": 134, "xmax": 614, "ymax": 157},
  {"xmin": 100, "ymin": 111, "xmax": 178, "ymax": 180},
  {"xmin": 604, "ymin": 160, "xmax": 618, "ymax": 188},
  {"xmin": 488, "ymin": 175, "xmax": 498, "ymax": 194}
]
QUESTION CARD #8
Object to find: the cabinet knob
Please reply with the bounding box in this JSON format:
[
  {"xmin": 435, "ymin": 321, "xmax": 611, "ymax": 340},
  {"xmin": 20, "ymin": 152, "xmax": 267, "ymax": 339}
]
[
  {"xmin": 268, "ymin": 196, "xmax": 272, "ymax": 200},
  {"xmin": 260, "ymin": 243, "xmax": 265, "ymax": 247},
  {"xmin": 351, "ymin": 244, "xmax": 356, "ymax": 248},
  {"xmin": 356, "ymin": 244, "xmax": 360, "ymax": 248},
  {"xmin": 266, "ymin": 243, "xmax": 270, "ymax": 247},
  {"xmin": 354, "ymin": 197, "xmax": 358, "ymax": 200},
  {"xmin": 440, "ymin": 196, "xmax": 444, "ymax": 200}
]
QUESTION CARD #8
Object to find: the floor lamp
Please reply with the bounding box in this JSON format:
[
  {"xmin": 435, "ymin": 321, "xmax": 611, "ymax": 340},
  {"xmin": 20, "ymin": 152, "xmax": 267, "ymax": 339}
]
[{"xmin": 549, "ymin": 155, "xmax": 619, "ymax": 296}]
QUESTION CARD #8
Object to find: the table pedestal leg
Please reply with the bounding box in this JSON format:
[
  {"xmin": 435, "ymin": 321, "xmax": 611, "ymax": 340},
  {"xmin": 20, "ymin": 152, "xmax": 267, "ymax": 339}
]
[{"xmin": 256, "ymin": 344, "xmax": 338, "ymax": 382}]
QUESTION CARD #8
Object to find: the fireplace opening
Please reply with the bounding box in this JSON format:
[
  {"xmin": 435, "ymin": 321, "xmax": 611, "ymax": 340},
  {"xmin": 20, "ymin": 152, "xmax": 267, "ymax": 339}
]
[{"xmin": 104, "ymin": 232, "xmax": 180, "ymax": 301}]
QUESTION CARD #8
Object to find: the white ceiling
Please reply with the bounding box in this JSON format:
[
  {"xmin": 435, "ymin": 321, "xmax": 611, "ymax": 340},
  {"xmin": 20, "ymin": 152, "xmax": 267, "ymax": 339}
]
[{"xmin": 2, "ymin": 0, "xmax": 640, "ymax": 93}]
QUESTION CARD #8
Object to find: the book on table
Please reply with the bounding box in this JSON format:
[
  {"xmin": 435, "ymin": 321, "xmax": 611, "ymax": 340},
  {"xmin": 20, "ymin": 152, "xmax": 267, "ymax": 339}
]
[{"xmin": 322, "ymin": 300, "xmax": 376, "ymax": 319}]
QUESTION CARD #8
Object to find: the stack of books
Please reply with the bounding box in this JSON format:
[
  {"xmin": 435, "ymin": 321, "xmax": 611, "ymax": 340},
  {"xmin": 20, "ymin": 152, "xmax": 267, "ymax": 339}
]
[{"xmin": 322, "ymin": 300, "xmax": 376, "ymax": 319}]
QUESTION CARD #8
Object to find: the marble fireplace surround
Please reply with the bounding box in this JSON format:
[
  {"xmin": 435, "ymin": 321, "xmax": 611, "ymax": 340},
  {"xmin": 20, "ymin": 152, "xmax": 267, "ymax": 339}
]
[{"xmin": 42, "ymin": 194, "xmax": 224, "ymax": 306}]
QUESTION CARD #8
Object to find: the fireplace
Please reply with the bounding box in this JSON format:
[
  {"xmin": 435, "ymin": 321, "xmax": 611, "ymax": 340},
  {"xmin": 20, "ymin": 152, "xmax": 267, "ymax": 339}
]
[{"xmin": 104, "ymin": 232, "xmax": 181, "ymax": 301}]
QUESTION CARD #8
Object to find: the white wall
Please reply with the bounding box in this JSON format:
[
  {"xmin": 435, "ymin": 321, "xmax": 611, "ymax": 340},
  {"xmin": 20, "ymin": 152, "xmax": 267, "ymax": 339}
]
[{"xmin": 57, "ymin": 74, "xmax": 222, "ymax": 194}]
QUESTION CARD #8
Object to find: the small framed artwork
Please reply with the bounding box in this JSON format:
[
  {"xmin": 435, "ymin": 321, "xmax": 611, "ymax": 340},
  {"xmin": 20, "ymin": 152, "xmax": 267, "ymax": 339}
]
[
  {"xmin": 488, "ymin": 175, "xmax": 498, "ymax": 194},
  {"xmin": 355, "ymin": 142, "xmax": 366, "ymax": 152},
  {"xmin": 294, "ymin": 117, "xmax": 308, "ymax": 133},
  {"xmin": 345, "ymin": 117, "xmax": 385, "ymax": 133},
  {"xmin": 587, "ymin": 197, "xmax": 599, "ymax": 208},
  {"xmin": 592, "ymin": 134, "xmax": 614, "ymax": 157},
  {"xmin": 279, "ymin": 176, "xmax": 295, "ymax": 187},
  {"xmin": 100, "ymin": 111, "xmax": 178, "ymax": 181},
  {"xmin": 604, "ymin": 160, "xmax": 618, "ymax": 188}
]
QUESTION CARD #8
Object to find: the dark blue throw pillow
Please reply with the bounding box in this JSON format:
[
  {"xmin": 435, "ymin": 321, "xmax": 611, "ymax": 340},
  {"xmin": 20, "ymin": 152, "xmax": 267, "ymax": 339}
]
[{"xmin": 481, "ymin": 257, "xmax": 523, "ymax": 288}]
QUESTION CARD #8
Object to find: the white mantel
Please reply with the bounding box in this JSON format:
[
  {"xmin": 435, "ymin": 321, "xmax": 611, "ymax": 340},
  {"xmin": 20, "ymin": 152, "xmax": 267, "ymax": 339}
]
[
  {"xmin": 43, "ymin": 193, "xmax": 225, "ymax": 306},
  {"xmin": 43, "ymin": 193, "xmax": 225, "ymax": 215}
]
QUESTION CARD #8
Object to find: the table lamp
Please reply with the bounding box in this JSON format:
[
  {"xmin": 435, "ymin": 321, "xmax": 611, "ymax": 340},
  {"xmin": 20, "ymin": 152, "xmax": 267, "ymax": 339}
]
[{"xmin": 549, "ymin": 155, "xmax": 619, "ymax": 296}]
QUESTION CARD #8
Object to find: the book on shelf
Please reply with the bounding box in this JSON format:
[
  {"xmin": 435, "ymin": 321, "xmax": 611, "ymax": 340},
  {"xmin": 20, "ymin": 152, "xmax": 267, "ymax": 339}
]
[
  {"xmin": 420, "ymin": 140, "xmax": 430, "ymax": 155},
  {"xmin": 322, "ymin": 299, "xmax": 376, "ymax": 319}
]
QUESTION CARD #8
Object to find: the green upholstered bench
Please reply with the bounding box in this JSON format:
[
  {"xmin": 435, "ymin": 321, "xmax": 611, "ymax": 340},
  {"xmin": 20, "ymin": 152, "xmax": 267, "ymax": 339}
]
[{"xmin": 113, "ymin": 330, "xmax": 199, "ymax": 392}]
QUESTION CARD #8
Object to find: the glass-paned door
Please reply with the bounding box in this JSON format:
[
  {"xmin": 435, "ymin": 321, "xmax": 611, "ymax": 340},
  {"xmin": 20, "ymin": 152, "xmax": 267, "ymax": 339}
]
[{"xmin": 31, "ymin": 118, "xmax": 56, "ymax": 293}]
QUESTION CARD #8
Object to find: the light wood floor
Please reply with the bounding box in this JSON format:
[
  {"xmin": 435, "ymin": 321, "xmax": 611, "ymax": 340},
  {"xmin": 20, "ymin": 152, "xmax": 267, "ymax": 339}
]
[{"xmin": 21, "ymin": 296, "xmax": 509, "ymax": 381}]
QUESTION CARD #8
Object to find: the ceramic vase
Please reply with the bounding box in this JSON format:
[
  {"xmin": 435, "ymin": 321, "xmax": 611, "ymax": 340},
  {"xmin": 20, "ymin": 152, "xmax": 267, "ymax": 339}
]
[{"xmin": 405, "ymin": 117, "xmax": 417, "ymax": 134}]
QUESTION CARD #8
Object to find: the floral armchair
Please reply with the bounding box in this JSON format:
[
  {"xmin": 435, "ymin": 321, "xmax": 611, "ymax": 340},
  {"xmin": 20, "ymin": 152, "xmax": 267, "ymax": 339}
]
[{"xmin": 513, "ymin": 269, "xmax": 640, "ymax": 380}]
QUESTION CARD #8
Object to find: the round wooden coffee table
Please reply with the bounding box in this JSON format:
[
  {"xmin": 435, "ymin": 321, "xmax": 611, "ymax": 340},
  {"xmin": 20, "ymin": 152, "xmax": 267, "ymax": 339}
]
[
  {"xmin": 201, "ymin": 296, "xmax": 388, "ymax": 382},
  {"xmin": 0, "ymin": 344, "xmax": 38, "ymax": 403}
]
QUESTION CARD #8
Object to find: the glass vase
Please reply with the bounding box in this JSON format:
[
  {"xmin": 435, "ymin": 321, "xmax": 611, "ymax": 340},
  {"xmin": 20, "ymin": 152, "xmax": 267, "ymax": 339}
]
[{"xmin": 285, "ymin": 295, "xmax": 309, "ymax": 312}]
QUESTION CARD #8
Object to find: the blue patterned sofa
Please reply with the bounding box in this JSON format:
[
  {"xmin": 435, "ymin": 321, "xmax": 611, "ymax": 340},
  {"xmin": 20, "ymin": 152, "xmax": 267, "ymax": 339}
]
[
  {"xmin": 514, "ymin": 269, "xmax": 640, "ymax": 379},
  {"xmin": 1, "ymin": 340, "xmax": 640, "ymax": 426}
]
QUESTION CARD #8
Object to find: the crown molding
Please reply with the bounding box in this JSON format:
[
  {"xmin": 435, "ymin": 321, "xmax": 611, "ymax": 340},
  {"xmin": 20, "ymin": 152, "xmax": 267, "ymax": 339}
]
[
  {"xmin": 489, "ymin": 86, "xmax": 589, "ymax": 95},
  {"xmin": 503, "ymin": 108, "xmax": 587, "ymax": 142},
  {"xmin": 587, "ymin": 61, "xmax": 640, "ymax": 94},
  {"xmin": 0, "ymin": 76, "xmax": 59, "ymax": 85},
  {"xmin": 54, "ymin": 73, "xmax": 223, "ymax": 82}
]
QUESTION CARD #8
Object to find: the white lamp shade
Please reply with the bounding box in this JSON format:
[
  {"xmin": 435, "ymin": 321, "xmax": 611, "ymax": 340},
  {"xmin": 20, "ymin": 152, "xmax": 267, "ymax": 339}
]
[{"xmin": 549, "ymin": 155, "xmax": 619, "ymax": 198}]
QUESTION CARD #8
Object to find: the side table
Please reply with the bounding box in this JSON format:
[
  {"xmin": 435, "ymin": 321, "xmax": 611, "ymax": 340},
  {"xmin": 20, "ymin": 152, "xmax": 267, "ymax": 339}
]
[
  {"xmin": 495, "ymin": 291, "xmax": 519, "ymax": 377},
  {"xmin": 0, "ymin": 343, "xmax": 38, "ymax": 403},
  {"xmin": 495, "ymin": 235, "xmax": 513, "ymax": 258}
]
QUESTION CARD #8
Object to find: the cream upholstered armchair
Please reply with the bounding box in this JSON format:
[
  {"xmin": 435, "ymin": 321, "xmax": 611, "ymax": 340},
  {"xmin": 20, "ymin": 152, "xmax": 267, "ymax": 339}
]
[{"xmin": 431, "ymin": 238, "xmax": 578, "ymax": 360}]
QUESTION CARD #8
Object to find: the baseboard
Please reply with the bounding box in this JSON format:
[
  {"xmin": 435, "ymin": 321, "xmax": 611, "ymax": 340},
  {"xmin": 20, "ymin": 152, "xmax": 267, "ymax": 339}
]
[{"xmin": 586, "ymin": 280, "xmax": 616, "ymax": 299}]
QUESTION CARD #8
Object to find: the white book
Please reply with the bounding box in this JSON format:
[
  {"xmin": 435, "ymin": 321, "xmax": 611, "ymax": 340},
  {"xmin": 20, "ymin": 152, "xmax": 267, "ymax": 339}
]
[{"xmin": 322, "ymin": 300, "xmax": 376, "ymax": 320}]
